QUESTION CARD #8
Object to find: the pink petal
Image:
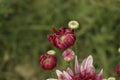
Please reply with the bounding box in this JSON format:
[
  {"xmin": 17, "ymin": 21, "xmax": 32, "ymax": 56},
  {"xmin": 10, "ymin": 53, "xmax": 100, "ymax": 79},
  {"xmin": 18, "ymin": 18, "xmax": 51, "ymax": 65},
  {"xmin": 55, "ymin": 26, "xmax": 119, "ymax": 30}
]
[
  {"xmin": 80, "ymin": 55, "xmax": 95, "ymax": 74},
  {"xmin": 96, "ymin": 69, "xmax": 103, "ymax": 80},
  {"xmin": 84, "ymin": 55, "xmax": 93, "ymax": 69},
  {"xmin": 56, "ymin": 70, "xmax": 63, "ymax": 77},
  {"xmin": 86, "ymin": 55, "xmax": 95, "ymax": 74},
  {"xmin": 80, "ymin": 58, "xmax": 87, "ymax": 73},
  {"xmin": 87, "ymin": 66, "xmax": 95, "ymax": 75},
  {"xmin": 46, "ymin": 78, "xmax": 58, "ymax": 80},
  {"xmin": 63, "ymin": 71, "xmax": 72, "ymax": 80},
  {"xmin": 75, "ymin": 56, "xmax": 80, "ymax": 74},
  {"xmin": 66, "ymin": 67, "xmax": 74, "ymax": 76}
]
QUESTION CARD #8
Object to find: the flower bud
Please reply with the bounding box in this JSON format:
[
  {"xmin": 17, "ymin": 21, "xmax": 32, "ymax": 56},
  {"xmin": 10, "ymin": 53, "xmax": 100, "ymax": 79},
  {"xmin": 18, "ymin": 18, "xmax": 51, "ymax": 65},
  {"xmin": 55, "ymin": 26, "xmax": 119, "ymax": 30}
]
[
  {"xmin": 62, "ymin": 49, "xmax": 75, "ymax": 61},
  {"xmin": 118, "ymin": 48, "xmax": 120, "ymax": 53},
  {"xmin": 39, "ymin": 54, "xmax": 57, "ymax": 70},
  {"xmin": 68, "ymin": 20, "xmax": 79, "ymax": 29},
  {"xmin": 47, "ymin": 50, "xmax": 56, "ymax": 55},
  {"xmin": 103, "ymin": 79, "xmax": 107, "ymax": 80},
  {"xmin": 108, "ymin": 77, "xmax": 116, "ymax": 80},
  {"xmin": 103, "ymin": 77, "xmax": 116, "ymax": 80}
]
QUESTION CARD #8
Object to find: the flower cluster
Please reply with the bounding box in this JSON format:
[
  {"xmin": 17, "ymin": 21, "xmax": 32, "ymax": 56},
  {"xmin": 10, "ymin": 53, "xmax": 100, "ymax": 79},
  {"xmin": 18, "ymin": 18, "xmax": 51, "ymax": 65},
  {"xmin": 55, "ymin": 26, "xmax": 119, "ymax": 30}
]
[
  {"xmin": 39, "ymin": 25, "xmax": 76, "ymax": 70},
  {"xmin": 39, "ymin": 20, "xmax": 120, "ymax": 80}
]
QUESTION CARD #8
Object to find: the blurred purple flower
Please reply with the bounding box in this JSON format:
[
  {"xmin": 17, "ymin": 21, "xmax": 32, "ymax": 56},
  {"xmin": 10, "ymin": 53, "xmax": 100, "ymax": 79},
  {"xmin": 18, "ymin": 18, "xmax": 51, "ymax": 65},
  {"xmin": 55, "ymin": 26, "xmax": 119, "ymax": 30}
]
[
  {"xmin": 116, "ymin": 64, "xmax": 120, "ymax": 76},
  {"xmin": 47, "ymin": 55, "xmax": 103, "ymax": 80},
  {"xmin": 47, "ymin": 27, "xmax": 76, "ymax": 50}
]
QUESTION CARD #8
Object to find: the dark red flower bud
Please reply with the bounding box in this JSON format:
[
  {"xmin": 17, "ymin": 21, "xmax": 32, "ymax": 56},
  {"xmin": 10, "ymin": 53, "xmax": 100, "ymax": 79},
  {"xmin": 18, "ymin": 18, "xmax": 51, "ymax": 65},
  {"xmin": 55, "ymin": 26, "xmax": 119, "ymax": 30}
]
[
  {"xmin": 116, "ymin": 64, "xmax": 120, "ymax": 76},
  {"xmin": 47, "ymin": 27, "xmax": 76, "ymax": 50},
  {"xmin": 39, "ymin": 54, "xmax": 57, "ymax": 70}
]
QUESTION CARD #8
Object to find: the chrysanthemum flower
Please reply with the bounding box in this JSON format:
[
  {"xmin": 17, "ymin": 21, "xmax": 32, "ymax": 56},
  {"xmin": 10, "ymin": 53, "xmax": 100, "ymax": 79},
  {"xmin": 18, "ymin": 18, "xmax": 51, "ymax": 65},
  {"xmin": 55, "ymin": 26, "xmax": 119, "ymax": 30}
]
[
  {"xmin": 62, "ymin": 49, "xmax": 75, "ymax": 61},
  {"xmin": 39, "ymin": 54, "xmax": 57, "ymax": 70},
  {"xmin": 116, "ymin": 64, "xmax": 120, "ymax": 76},
  {"xmin": 47, "ymin": 55, "xmax": 103, "ymax": 80},
  {"xmin": 47, "ymin": 27, "xmax": 76, "ymax": 50}
]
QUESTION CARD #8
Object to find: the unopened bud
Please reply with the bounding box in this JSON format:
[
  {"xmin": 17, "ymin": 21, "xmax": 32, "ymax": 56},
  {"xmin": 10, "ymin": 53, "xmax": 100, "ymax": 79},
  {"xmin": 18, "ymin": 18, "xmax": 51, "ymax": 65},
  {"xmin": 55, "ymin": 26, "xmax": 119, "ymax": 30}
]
[
  {"xmin": 118, "ymin": 48, "xmax": 120, "ymax": 53},
  {"xmin": 47, "ymin": 50, "xmax": 56, "ymax": 55},
  {"xmin": 68, "ymin": 20, "xmax": 79, "ymax": 29},
  {"xmin": 108, "ymin": 77, "xmax": 116, "ymax": 80}
]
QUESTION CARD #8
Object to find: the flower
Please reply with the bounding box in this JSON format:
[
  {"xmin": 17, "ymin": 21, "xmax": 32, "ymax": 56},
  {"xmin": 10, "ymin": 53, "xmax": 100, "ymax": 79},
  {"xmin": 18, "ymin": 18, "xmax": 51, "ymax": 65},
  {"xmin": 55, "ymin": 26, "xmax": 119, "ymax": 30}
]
[
  {"xmin": 103, "ymin": 77, "xmax": 116, "ymax": 80},
  {"xmin": 39, "ymin": 54, "xmax": 57, "ymax": 70},
  {"xmin": 116, "ymin": 64, "xmax": 120, "ymax": 76},
  {"xmin": 47, "ymin": 55, "xmax": 103, "ymax": 80},
  {"xmin": 62, "ymin": 49, "xmax": 75, "ymax": 61},
  {"xmin": 68, "ymin": 20, "xmax": 79, "ymax": 29},
  {"xmin": 47, "ymin": 27, "xmax": 76, "ymax": 50},
  {"xmin": 118, "ymin": 48, "xmax": 120, "ymax": 53}
]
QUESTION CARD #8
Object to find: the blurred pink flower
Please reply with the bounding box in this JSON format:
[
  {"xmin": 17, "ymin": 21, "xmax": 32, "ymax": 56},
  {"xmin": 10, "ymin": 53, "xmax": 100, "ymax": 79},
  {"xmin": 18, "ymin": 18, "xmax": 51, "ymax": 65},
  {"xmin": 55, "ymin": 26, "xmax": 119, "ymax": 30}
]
[
  {"xmin": 39, "ymin": 54, "xmax": 57, "ymax": 70},
  {"xmin": 62, "ymin": 49, "xmax": 75, "ymax": 61},
  {"xmin": 116, "ymin": 64, "xmax": 120, "ymax": 76},
  {"xmin": 47, "ymin": 55, "xmax": 103, "ymax": 80},
  {"xmin": 47, "ymin": 27, "xmax": 76, "ymax": 50}
]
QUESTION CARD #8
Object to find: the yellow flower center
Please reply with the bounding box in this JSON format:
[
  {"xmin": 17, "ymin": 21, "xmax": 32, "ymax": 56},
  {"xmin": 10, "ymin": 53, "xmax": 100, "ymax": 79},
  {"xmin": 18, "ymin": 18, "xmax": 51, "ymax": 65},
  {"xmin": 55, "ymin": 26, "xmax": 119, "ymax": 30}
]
[
  {"xmin": 60, "ymin": 35, "xmax": 66, "ymax": 42},
  {"xmin": 45, "ymin": 58, "xmax": 50, "ymax": 62}
]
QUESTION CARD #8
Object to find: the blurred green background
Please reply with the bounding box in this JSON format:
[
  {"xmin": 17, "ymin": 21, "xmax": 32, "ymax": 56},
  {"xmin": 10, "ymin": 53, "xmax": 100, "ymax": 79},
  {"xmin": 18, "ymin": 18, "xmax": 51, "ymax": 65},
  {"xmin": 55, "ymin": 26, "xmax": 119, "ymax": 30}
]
[{"xmin": 0, "ymin": 0, "xmax": 120, "ymax": 80}]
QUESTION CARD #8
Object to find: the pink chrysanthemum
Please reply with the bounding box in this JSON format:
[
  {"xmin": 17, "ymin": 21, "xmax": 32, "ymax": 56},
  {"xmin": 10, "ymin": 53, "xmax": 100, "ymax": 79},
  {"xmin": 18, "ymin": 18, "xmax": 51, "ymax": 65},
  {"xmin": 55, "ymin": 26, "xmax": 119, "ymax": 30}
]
[
  {"xmin": 62, "ymin": 49, "xmax": 75, "ymax": 61},
  {"xmin": 47, "ymin": 27, "xmax": 76, "ymax": 50},
  {"xmin": 47, "ymin": 55, "xmax": 103, "ymax": 80}
]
